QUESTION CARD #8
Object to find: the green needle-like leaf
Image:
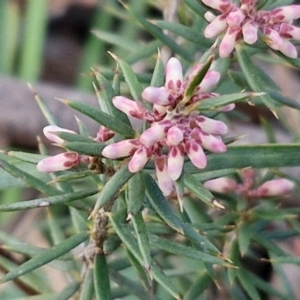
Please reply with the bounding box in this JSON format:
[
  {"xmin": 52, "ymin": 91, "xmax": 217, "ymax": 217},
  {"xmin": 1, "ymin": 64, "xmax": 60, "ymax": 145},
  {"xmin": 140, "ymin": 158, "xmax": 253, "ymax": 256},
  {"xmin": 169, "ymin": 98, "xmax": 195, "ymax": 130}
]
[
  {"xmin": 150, "ymin": 51, "xmax": 165, "ymax": 87},
  {"xmin": 236, "ymin": 45, "xmax": 278, "ymax": 113},
  {"xmin": 185, "ymin": 144, "xmax": 300, "ymax": 173},
  {"xmin": 92, "ymin": 165, "xmax": 134, "ymax": 213},
  {"xmin": 127, "ymin": 172, "xmax": 145, "ymax": 215},
  {"xmin": 94, "ymin": 254, "xmax": 111, "ymax": 300},
  {"xmin": 148, "ymin": 234, "xmax": 225, "ymax": 265},
  {"xmin": 183, "ymin": 271, "xmax": 213, "ymax": 300},
  {"xmin": 183, "ymin": 56, "xmax": 214, "ymax": 101},
  {"xmin": 132, "ymin": 212, "xmax": 151, "ymax": 271},
  {"xmin": 0, "ymin": 188, "xmax": 98, "ymax": 212},
  {"xmin": 0, "ymin": 232, "xmax": 89, "ymax": 283},
  {"xmin": 94, "ymin": 72, "xmax": 130, "ymax": 125},
  {"xmin": 197, "ymin": 92, "xmax": 255, "ymax": 111},
  {"xmin": 183, "ymin": 173, "xmax": 216, "ymax": 207},
  {"xmin": 56, "ymin": 281, "xmax": 80, "ymax": 300},
  {"xmin": 144, "ymin": 173, "xmax": 219, "ymax": 254},
  {"xmin": 109, "ymin": 214, "xmax": 181, "ymax": 299},
  {"xmin": 109, "ymin": 52, "xmax": 143, "ymax": 101},
  {"xmin": 124, "ymin": 3, "xmax": 193, "ymax": 62},
  {"xmin": 236, "ymin": 268, "xmax": 261, "ymax": 300},
  {"xmin": 237, "ymin": 223, "xmax": 251, "ymax": 257},
  {"xmin": 79, "ymin": 268, "xmax": 94, "ymax": 300},
  {"xmin": 0, "ymin": 155, "xmax": 61, "ymax": 196},
  {"xmin": 61, "ymin": 99, "xmax": 135, "ymax": 138}
]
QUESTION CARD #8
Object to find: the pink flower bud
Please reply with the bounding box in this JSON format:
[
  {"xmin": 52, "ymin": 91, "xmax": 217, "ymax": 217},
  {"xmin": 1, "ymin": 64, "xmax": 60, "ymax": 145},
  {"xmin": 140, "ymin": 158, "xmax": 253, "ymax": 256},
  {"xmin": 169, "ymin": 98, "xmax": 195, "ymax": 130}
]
[
  {"xmin": 128, "ymin": 146, "xmax": 150, "ymax": 173},
  {"xmin": 112, "ymin": 96, "xmax": 146, "ymax": 119},
  {"xmin": 270, "ymin": 5, "xmax": 300, "ymax": 23},
  {"xmin": 165, "ymin": 57, "xmax": 183, "ymax": 91},
  {"xmin": 139, "ymin": 121, "xmax": 170, "ymax": 147},
  {"xmin": 227, "ymin": 9, "xmax": 245, "ymax": 27},
  {"xmin": 256, "ymin": 179, "xmax": 295, "ymax": 197},
  {"xmin": 280, "ymin": 24, "xmax": 300, "ymax": 40},
  {"xmin": 102, "ymin": 139, "xmax": 139, "ymax": 159},
  {"xmin": 196, "ymin": 116, "xmax": 228, "ymax": 135},
  {"xmin": 155, "ymin": 156, "xmax": 173, "ymax": 196},
  {"xmin": 186, "ymin": 139, "xmax": 207, "ymax": 169},
  {"xmin": 142, "ymin": 86, "xmax": 171, "ymax": 106},
  {"xmin": 202, "ymin": 0, "xmax": 231, "ymax": 12},
  {"xmin": 219, "ymin": 27, "xmax": 241, "ymax": 58},
  {"xmin": 166, "ymin": 126, "xmax": 184, "ymax": 146},
  {"xmin": 37, "ymin": 152, "xmax": 79, "ymax": 173},
  {"xmin": 43, "ymin": 125, "xmax": 76, "ymax": 144},
  {"xmin": 199, "ymin": 71, "xmax": 220, "ymax": 92},
  {"xmin": 204, "ymin": 15, "xmax": 228, "ymax": 38},
  {"xmin": 242, "ymin": 20, "xmax": 258, "ymax": 44},
  {"xmin": 204, "ymin": 177, "xmax": 237, "ymax": 193},
  {"xmin": 200, "ymin": 133, "xmax": 227, "ymax": 153},
  {"xmin": 167, "ymin": 145, "xmax": 185, "ymax": 181},
  {"xmin": 95, "ymin": 126, "xmax": 115, "ymax": 142}
]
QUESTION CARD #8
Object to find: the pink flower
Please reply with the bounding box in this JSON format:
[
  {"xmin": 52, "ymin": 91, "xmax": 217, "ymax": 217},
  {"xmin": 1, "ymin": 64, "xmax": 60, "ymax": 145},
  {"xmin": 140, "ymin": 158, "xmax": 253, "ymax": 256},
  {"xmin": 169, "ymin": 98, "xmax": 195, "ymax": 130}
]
[
  {"xmin": 101, "ymin": 139, "xmax": 140, "ymax": 159},
  {"xmin": 37, "ymin": 152, "xmax": 79, "ymax": 173},
  {"xmin": 43, "ymin": 125, "xmax": 76, "ymax": 144},
  {"xmin": 204, "ymin": 177, "xmax": 237, "ymax": 193},
  {"xmin": 94, "ymin": 126, "xmax": 115, "ymax": 142},
  {"xmin": 202, "ymin": 0, "xmax": 300, "ymax": 58},
  {"xmin": 101, "ymin": 57, "xmax": 231, "ymax": 196},
  {"xmin": 256, "ymin": 179, "xmax": 295, "ymax": 197},
  {"xmin": 155, "ymin": 156, "xmax": 173, "ymax": 196}
]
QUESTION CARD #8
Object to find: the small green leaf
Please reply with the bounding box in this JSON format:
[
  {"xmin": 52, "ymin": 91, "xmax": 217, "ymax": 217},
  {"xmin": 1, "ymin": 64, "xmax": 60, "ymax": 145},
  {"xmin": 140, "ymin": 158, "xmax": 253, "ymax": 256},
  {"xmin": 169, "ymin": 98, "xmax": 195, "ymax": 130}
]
[
  {"xmin": 148, "ymin": 234, "xmax": 225, "ymax": 265},
  {"xmin": 0, "ymin": 232, "xmax": 89, "ymax": 283},
  {"xmin": 94, "ymin": 72, "xmax": 131, "ymax": 125},
  {"xmin": 92, "ymin": 165, "xmax": 134, "ymax": 213},
  {"xmin": 268, "ymin": 90, "xmax": 300, "ymax": 110},
  {"xmin": 62, "ymin": 99, "xmax": 135, "ymax": 138},
  {"xmin": 183, "ymin": 56, "xmax": 214, "ymax": 100},
  {"xmin": 125, "ymin": 248, "xmax": 152, "ymax": 292},
  {"xmin": 0, "ymin": 188, "xmax": 98, "ymax": 212},
  {"xmin": 94, "ymin": 254, "xmax": 111, "ymax": 300},
  {"xmin": 183, "ymin": 173, "xmax": 215, "ymax": 207},
  {"xmin": 125, "ymin": 40, "xmax": 162, "ymax": 65},
  {"xmin": 150, "ymin": 51, "xmax": 165, "ymax": 87},
  {"xmin": 63, "ymin": 141, "xmax": 105, "ymax": 157},
  {"xmin": 0, "ymin": 155, "xmax": 61, "ymax": 196},
  {"xmin": 235, "ymin": 45, "xmax": 278, "ymax": 112},
  {"xmin": 197, "ymin": 92, "xmax": 255, "ymax": 111},
  {"xmin": 7, "ymin": 151, "xmax": 46, "ymax": 164},
  {"xmin": 29, "ymin": 84, "xmax": 59, "ymax": 125},
  {"xmin": 154, "ymin": 21, "xmax": 211, "ymax": 47},
  {"xmin": 238, "ymin": 223, "xmax": 251, "ymax": 256},
  {"xmin": 0, "ymin": 255, "xmax": 52, "ymax": 294},
  {"xmin": 127, "ymin": 172, "xmax": 145, "ymax": 215},
  {"xmin": 183, "ymin": 271, "xmax": 213, "ymax": 300},
  {"xmin": 56, "ymin": 281, "xmax": 80, "ymax": 300},
  {"xmin": 109, "ymin": 268, "xmax": 151, "ymax": 300},
  {"xmin": 92, "ymin": 29, "xmax": 139, "ymax": 51},
  {"xmin": 79, "ymin": 267, "xmax": 94, "ymax": 300},
  {"xmin": 144, "ymin": 173, "xmax": 219, "ymax": 254},
  {"xmin": 182, "ymin": 0, "xmax": 206, "ymax": 16},
  {"xmin": 132, "ymin": 212, "xmax": 151, "ymax": 271},
  {"xmin": 109, "ymin": 213, "xmax": 181, "ymax": 299},
  {"xmin": 236, "ymin": 268, "xmax": 261, "ymax": 300},
  {"xmin": 124, "ymin": 3, "xmax": 193, "ymax": 62},
  {"xmin": 56, "ymin": 132, "xmax": 94, "ymax": 143},
  {"xmin": 185, "ymin": 144, "xmax": 300, "ymax": 173},
  {"xmin": 109, "ymin": 52, "xmax": 143, "ymax": 101}
]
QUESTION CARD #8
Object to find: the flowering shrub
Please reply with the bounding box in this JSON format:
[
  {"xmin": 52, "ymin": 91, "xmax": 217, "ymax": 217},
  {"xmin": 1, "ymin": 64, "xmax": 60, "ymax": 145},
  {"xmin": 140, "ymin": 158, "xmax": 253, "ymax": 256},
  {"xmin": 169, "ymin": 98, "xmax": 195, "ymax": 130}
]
[{"xmin": 1, "ymin": 0, "xmax": 300, "ymax": 299}]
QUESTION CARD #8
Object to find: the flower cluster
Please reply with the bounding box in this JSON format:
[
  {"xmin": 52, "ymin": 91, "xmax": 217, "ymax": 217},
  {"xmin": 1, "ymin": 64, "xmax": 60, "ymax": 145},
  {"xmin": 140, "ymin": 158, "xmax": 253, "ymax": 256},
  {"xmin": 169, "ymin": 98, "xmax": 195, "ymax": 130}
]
[
  {"xmin": 102, "ymin": 57, "xmax": 232, "ymax": 196},
  {"xmin": 204, "ymin": 169, "xmax": 295, "ymax": 199},
  {"xmin": 202, "ymin": 0, "xmax": 300, "ymax": 58}
]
